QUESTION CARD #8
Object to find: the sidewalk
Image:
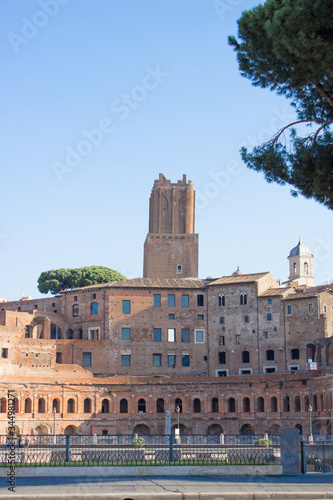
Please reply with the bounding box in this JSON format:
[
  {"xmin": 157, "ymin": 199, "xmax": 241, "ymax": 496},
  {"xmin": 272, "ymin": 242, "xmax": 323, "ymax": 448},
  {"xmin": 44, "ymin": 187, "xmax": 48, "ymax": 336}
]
[{"xmin": 0, "ymin": 474, "xmax": 333, "ymax": 499}]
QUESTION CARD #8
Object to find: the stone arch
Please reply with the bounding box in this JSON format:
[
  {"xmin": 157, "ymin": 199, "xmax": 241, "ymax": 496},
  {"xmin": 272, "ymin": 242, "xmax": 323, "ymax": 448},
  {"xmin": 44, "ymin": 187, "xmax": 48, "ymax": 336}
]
[
  {"xmin": 156, "ymin": 398, "xmax": 164, "ymax": 413},
  {"xmin": 83, "ymin": 398, "xmax": 92, "ymax": 413},
  {"xmin": 101, "ymin": 399, "xmax": 109, "ymax": 413},
  {"xmin": 64, "ymin": 425, "xmax": 79, "ymax": 435},
  {"xmin": 193, "ymin": 398, "xmax": 201, "ymax": 413},
  {"xmin": 175, "ymin": 398, "xmax": 182, "ymax": 412},
  {"xmin": 66, "ymin": 328, "xmax": 74, "ymax": 339},
  {"xmin": 295, "ymin": 424, "xmax": 303, "ymax": 435},
  {"xmin": 207, "ymin": 424, "xmax": 223, "ymax": 435},
  {"xmin": 133, "ymin": 424, "xmax": 150, "ymax": 435},
  {"xmin": 270, "ymin": 396, "xmax": 278, "ymax": 412},
  {"xmin": 138, "ymin": 399, "xmax": 146, "ymax": 413},
  {"xmin": 38, "ymin": 398, "xmax": 46, "ymax": 413},
  {"xmin": 312, "ymin": 420, "xmax": 321, "ymax": 436},
  {"xmin": 52, "ymin": 398, "xmax": 60, "ymax": 413},
  {"xmin": 24, "ymin": 398, "xmax": 32, "ymax": 413},
  {"xmin": 269, "ymin": 424, "xmax": 280, "ymax": 435},
  {"xmin": 35, "ymin": 424, "xmax": 49, "ymax": 435},
  {"xmin": 171, "ymin": 424, "xmax": 189, "ymax": 435},
  {"xmin": 50, "ymin": 323, "xmax": 63, "ymax": 339},
  {"xmin": 0, "ymin": 398, "xmax": 7, "ymax": 413},
  {"xmin": 242, "ymin": 397, "xmax": 250, "ymax": 413},
  {"xmin": 240, "ymin": 424, "xmax": 254, "ymax": 435},
  {"xmin": 67, "ymin": 398, "xmax": 75, "ymax": 413},
  {"xmin": 120, "ymin": 398, "xmax": 128, "ymax": 413}
]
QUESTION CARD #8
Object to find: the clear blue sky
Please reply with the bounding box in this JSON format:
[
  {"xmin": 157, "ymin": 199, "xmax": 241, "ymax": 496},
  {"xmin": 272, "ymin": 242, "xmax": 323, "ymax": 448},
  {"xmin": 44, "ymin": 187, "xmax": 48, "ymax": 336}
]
[{"xmin": 1, "ymin": 0, "xmax": 332, "ymax": 301}]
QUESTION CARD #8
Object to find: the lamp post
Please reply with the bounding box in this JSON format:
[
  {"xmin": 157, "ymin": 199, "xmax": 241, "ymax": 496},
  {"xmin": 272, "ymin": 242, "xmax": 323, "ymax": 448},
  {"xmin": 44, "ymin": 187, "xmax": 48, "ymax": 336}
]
[
  {"xmin": 52, "ymin": 407, "xmax": 56, "ymax": 445},
  {"xmin": 308, "ymin": 404, "xmax": 313, "ymax": 444},
  {"xmin": 175, "ymin": 405, "xmax": 180, "ymax": 444}
]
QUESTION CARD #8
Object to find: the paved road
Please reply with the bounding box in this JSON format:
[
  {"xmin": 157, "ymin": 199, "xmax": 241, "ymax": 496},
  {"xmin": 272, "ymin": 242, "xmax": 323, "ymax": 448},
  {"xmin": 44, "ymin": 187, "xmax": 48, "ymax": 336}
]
[{"xmin": 0, "ymin": 474, "xmax": 333, "ymax": 499}]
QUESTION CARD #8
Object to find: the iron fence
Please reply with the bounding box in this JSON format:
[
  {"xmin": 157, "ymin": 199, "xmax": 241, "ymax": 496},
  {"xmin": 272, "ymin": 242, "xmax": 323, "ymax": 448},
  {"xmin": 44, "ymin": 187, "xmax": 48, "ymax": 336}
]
[
  {"xmin": 301, "ymin": 441, "xmax": 333, "ymax": 473},
  {"xmin": 0, "ymin": 434, "xmax": 280, "ymax": 467}
]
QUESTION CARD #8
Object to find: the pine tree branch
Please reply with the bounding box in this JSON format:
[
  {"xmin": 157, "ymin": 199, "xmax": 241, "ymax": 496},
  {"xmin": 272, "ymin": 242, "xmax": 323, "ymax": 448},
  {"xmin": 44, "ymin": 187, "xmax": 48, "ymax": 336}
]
[{"xmin": 315, "ymin": 82, "xmax": 333, "ymax": 108}]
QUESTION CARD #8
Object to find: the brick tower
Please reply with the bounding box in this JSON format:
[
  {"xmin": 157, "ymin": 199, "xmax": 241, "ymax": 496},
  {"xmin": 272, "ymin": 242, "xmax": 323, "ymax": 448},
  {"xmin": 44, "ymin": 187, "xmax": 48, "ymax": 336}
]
[{"xmin": 143, "ymin": 174, "xmax": 199, "ymax": 278}]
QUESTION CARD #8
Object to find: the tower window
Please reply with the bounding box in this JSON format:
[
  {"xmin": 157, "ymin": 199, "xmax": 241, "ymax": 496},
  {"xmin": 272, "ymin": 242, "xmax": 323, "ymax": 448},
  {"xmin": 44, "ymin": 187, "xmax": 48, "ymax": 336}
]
[
  {"xmin": 168, "ymin": 294, "xmax": 175, "ymax": 307},
  {"xmin": 153, "ymin": 294, "xmax": 161, "ymax": 307},
  {"xmin": 197, "ymin": 295, "xmax": 204, "ymax": 307},
  {"xmin": 91, "ymin": 302, "xmax": 98, "ymax": 315},
  {"xmin": 266, "ymin": 349, "xmax": 274, "ymax": 361},
  {"xmin": 218, "ymin": 294, "xmax": 225, "ymax": 307},
  {"xmin": 153, "ymin": 328, "xmax": 161, "ymax": 342},
  {"xmin": 240, "ymin": 292, "xmax": 247, "ymax": 305},
  {"xmin": 267, "ymin": 298, "xmax": 272, "ymax": 304},
  {"xmin": 241, "ymin": 351, "xmax": 250, "ymax": 363},
  {"xmin": 287, "ymin": 305, "xmax": 292, "ymax": 314},
  {"xmin": 293, "ymin": 262, "xmax": 297, "ymax": 275},
  {"xmin": 304, "ymin": 262, "xmax": 308, "ymax": 275},
  {"xmin": 177, "ymin": 265, "xmax": 182, "ymax": 274},
  {"xmin": 122, "ymin": 300, "xmax": 131, "ymax": 314},
  {"xmin": 182, "ymin": 294, "xmax": 189, "ymax": 307},
  {"xmin": 267, "ymin": 313, "xmax": 272, "ymax": 321}
]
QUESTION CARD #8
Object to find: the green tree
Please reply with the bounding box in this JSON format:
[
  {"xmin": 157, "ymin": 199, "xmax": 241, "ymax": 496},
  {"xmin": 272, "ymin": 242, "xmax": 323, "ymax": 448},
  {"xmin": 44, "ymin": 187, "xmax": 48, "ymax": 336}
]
[
  {"xmin": 228, "ymin": 0, "xmax": 333, "ymax": 209},
  {"xmin": 37, "ymin": 266, "xmax": 126, "ymax": 294}
]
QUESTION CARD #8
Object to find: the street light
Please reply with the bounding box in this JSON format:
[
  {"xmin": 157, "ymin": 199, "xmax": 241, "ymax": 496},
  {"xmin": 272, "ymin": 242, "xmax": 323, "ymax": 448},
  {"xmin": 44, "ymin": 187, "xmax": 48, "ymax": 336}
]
[{"xmin": 308, "ymin": 405, "xmax": 314, "ymax": 444}]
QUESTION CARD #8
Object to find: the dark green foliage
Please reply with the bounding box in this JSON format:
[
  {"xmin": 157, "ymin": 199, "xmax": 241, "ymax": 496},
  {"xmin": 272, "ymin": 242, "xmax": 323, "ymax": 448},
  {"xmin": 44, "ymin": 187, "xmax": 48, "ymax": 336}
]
[
  {"xmin": 229, "ymin": 0, "xmax": 333, "ymax": 208},
  {"xmin": 37, "ymin": 266, "xmax": 126, "ymax": 295}
]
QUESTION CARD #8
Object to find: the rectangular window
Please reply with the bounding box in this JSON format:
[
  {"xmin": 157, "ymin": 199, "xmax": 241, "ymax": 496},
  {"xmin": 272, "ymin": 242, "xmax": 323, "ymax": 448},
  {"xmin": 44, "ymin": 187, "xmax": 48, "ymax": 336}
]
[
  {"xmin": 198, "ymin": 314, "xmax": 204, "ymax": 320},
  {"xmin": 218, "ymin": 352, "xmax": 226, "ymax": 364},
  {"xmin": 168, "ymin": 294, "xmax": 175, "ymax": 307},
  {"xmin": 220, "ymin": 317, "xmax": 224, "ymax": 324},
  {"xmin": 1, "ymin": 348, "xmax": 8, "ymax": 359},
  {"xmin": 56, "ymin": 352, "xmax": 62, "ymax": 364},
  {"xmin": 168, "ymin": 328, "xmax": 176, "ymax": 342},
  {"xmin": 73, "ymin": 304, "xmax": 79, "ymax": 317},
  {"xmin": 197, "ymin": 295, "xmax": 204, "ymax": 306},
  {"xmin": 93, "ymin": 293, "xmax": 97, "ymax": 299},
  {"xmin": 153, "ymin": 328, "xmax": 161, "ymax": 342},
  {"xmin": 122, "ymin": 300, "xmax": 131, "ymax": 314},
  {"xmin": 122, "ymin": 328, "xmax": 131, "ymax": 341},
  {"xmin": 121, "ymin": 354, "xmax": 131, "ymax": 367},
  {"xmin": 287, "ymin": 305, "xmax": 292, "ymax": 314},
  {"xmin": 74, "ymin": 296, "xmax": 77, "ymax": 301},
  {"xmin": 264, "ymin": 366, "xmax": 277, "ymax": 373},
  {"xmin": 239, "ymin": 368, "xmax": 252, "ymax": 375},
  {"xmin": 263, "ymin": 332, "xmax": 269, "ymax": 339},
  {"xmin": 219, "ymin": 336, "xmax": 225, "ymax": 346},
  {"xmin": 244, "ymin": 315, "xmax": 249, "ymax": 323},
  {"xmin": 168, "ymin": 313, "xmax": 175, "ymax": 320},
  {"xmin": 288, "ymin": 365, "xmax": 299, "ymax": 371},
  {"xmin": 177, "ymin": 265, "xmax": 182, "ymax": 274},
  {"xmin": 195, "ymin": 329, "xmax": 204, "ymax": 343},
  {"xmin": 182, "ymin": 354, "xmax": 190, "ymax": 367},
  {"xmin": 215, "ymin": 369, "xmax": 228, "ymax": 377},
  {"xmin": 235, "ymin": 335, "xmax": 241, "ymax": 345},
  {"xmin": 181, "ymin": 328, "xmax": 190, "ymax": 342},
  {"xmin": 153, "ymin": 294, "xmax": 161, "ymax": 307},
  {"xmin": 82, "ymin": 352, "xmax": 91, "ymax": 367},
  {"xmin": 267, "ymin": 298, "xmax": 272, "ymax": 304},
  {"xmin": 153, "ymin": 354, "xmax": 162, "ymax": 367},
  {"xmin": 168, "ymin": 354, "xmax": 176, "ymax": 367},
  {"xmin": 91, "ymin": 302, "xmax": 98, "ymax": 315},
  {"xmin": 88, "ymin": 328, "xmax": 100, "ymax": 340},
  {"xmin": 182, "ymin": 294, "xmax": 189, "ymax": 307}
]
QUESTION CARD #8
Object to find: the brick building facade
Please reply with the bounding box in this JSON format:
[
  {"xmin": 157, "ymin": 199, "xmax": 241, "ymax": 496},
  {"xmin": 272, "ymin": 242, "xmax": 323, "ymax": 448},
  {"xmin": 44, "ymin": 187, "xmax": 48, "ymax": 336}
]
[{"xmin": 0, "ymin": 174, "xmax": 332, "ymax": 438}]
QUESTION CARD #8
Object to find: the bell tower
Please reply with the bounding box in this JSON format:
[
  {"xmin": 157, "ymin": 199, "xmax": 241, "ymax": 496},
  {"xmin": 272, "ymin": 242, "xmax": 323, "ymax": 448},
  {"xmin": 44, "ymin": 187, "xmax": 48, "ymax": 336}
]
[
  {"xmin": 288, "ymin": 237, "xmax": 314, "ymax": 287},
  {"xmin": 143, "ymin": 174, "xmax": 199, "ymax": 278}
]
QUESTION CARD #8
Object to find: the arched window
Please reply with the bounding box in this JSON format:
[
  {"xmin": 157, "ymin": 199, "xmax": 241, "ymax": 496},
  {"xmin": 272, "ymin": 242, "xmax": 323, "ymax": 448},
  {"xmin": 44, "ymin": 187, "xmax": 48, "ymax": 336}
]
[
  {"xmin": 91, "ymin": 302, "xmax": 98, "ymax": 315},
  {"xmin": 24, "ymin": 398, "xmax": 32, "ymax": 413},
  {"xmin": 291, "ymin": 348, "xmax": 299, "ymax": 360},
  {"xmin": 52, "ymin": 398, "xmax": 60, "ymax": 413},
  {"xmin": 293, "ymin": 262, "xmax": 297, "ymax": 275},
  {"xmin": 120, "ymin": 398, "xmax": 128, "ymax": 413},
  {"xmin": 295, "ymin": 424, "xmax": 303, "ymax": 435},
  {"xmin": 287, "ymin": 305, "xmax": 292, "ymax": 314},
  {"xmin": 243, "ymin": 397, "xmax": 250, "ymax": 412},
  {"xmin": 175, "ymin": 398, "xmax": 182, "ymax": 413},
  {"xmin": 257, "ymin": 397, "xmax": 265, "ymax": 412},
  {"xmin": 304, "ymin": 395, "xmax": 309, "ymax": 411},
  {"xmin": 320, "ymin": 394, "xmax": 324, "ymax": 411},
  {"xmin": 271, "ymin": 397, "xmax": 277, "ymax": 412},
  {"xmin": 283, "ymin": 396, "xmax": 290, "ymax": 412},
  {"xmin": 38, "ymin": 398, "xmax": 46, "ymax": 413},
  {"xmin": 266, "ymin": 350, "xmax": 274, "ymax": 361},
  {"xmin": 313, "ymin": 395, "xmax": 318, "ymax": 411},
  {"xmin": 228, "ymin": 397, "xmax": 236, "ymax": 413},
  {"xmin": 267, "ymin": 313, "xmax": 272, "ymax": 321},
  {"xmin": 156, "ymin": 398, "xmax": 164, "ymax": 413},
  {"xmin": 211, "ymin": 397, "xmax": 219, "ymax": 413},
  {"xmin": 72, "ymin": 304, "xmax": 79, "ymax": 317},
  {"xmin": 240, "ymin": 292, "xmax": 247, "ymax": 305},
  {"xmin": 25, "ymin": 325, "xmax": 32, "ymax": 338},
  {"xmin": 218, "ymin": 294, "xmax": 225, "ymax": 307},
  {"xmin": 304, "ymin": 262, "xmax": 308, "ymax": 275},
  {"xmin": 67, "ymin": 398, "xmax": 75, "ymax": 413},
  {"xmin": 0, "ymin": 398, "xmax": 7, "ymax": 413},
  {"xmin": 193, "ymin": 398, "xmax": 201, "ymax": 413},
  {"xmin": 241, "ymin": 351, "xmax": 250, "ymax": 363},
  {"xmin": 14, "ymin": 397, "xmax": 19, "ymax": 413},
  {"xmin": 101, "ymin": 399, "xmax": 109, "ymax": 413},
  {"xmin": 78, "ymin": 328, "xmax": 83, "ymax": 339},
  {"xmin": 138, "ymin": 399, "xmax": 146, "ymax": 413},
  {"xmin": 66, "ymin": 329, "xmax": 74, "ymax": 339},
  {"xmin": 84, "ymin": 398, "xmax": 91, "ymax": 413},
  {"xmin": 295, "ymin": 396, "xmax": 301, "ymax": 412}
]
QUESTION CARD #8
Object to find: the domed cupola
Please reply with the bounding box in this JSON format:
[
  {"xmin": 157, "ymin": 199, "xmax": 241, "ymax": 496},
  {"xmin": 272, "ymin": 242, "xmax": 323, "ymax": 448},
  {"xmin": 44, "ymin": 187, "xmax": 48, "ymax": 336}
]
[
  {"xmin": 231, "ymin": 266, "xmax": 245, "ymax": 276},
  {"xmin": 288, "ymin": 238, "xmax": 314, "ymax": 287}
]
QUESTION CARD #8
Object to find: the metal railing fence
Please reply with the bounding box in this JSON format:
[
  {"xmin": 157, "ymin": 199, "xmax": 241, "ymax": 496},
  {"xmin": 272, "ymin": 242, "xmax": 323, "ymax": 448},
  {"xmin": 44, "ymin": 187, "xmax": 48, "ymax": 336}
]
[
  {"xmin": 301, "ymin": 440, "xmax": 333, "ymax": 473},
  {"xmin": 0, "ymin": 434, "xmax": 280, "ymax": 467}
]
